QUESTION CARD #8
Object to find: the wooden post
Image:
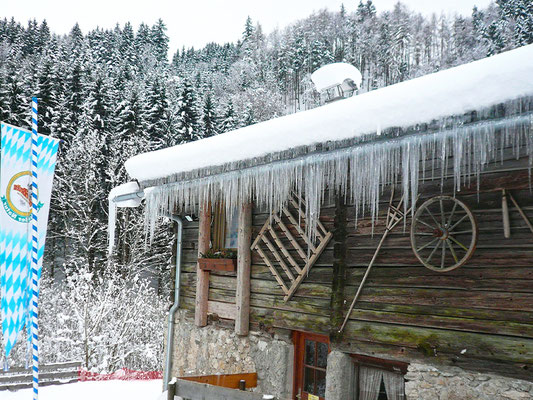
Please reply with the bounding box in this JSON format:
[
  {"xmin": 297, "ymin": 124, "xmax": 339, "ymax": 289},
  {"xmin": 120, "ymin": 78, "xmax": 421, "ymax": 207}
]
[
  {"xmin": 195, "ymin": 202, "xmax": 211, "ymax": 327},
  {"xmin": 236, "ymin": 202, "xmax": 252, "ymax": 335},
  {"xmin": 167, "ymin": 381, "xmax": 176, "ymax": 400},
  {"xmin": 329, "ymin": 192, "xmax": 347, "ymax": 342},
  {"xmin": 502, "ymin": 189, "xmax": 511, "ymax": 238}
]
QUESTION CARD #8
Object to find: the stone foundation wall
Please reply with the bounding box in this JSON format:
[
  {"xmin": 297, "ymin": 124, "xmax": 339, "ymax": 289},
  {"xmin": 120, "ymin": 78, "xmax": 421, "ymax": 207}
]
[
  {"xmin": 166, "ymin": 311, "xmax": 294, "ymax": 399},
  {"xmin": 405, "ymin": 363, "xmax": 533, "ymax": 400},
  {"xmin": 325, "ymin": 351, "xmax": 355, "ymax": 400}
]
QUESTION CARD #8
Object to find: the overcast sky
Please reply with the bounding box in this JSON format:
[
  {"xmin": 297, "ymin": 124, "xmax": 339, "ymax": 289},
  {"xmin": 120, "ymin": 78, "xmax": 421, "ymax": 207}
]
[{"xmin": 2, "ymin": 0, "xmax": 494, "ymax": 53}]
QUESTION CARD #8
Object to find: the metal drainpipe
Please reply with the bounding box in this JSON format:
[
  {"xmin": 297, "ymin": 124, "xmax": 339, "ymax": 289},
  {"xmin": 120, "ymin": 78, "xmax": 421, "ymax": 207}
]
[{"xmin": 163, "ymin": 214, "xmax": 183, "ymax": 389}]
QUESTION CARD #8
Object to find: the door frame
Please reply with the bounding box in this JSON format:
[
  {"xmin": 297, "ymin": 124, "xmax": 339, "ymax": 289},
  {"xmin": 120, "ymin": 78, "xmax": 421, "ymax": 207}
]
[{"xmin": 292, "ymin": 331, "xmax": 330, "ymax": 400}]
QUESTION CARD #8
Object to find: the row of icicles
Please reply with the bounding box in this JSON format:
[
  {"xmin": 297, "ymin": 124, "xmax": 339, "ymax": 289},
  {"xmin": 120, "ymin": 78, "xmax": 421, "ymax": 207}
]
[{"xmin": 143, "ymin": 112, "xmax": 533, "ymax": 244}]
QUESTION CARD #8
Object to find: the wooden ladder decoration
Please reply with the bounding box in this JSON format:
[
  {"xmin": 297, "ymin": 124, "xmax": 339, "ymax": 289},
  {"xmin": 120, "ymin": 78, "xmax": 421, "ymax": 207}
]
[{"xmin": 251, "ymin": 194, "xmax": 333, "ymax": 303}]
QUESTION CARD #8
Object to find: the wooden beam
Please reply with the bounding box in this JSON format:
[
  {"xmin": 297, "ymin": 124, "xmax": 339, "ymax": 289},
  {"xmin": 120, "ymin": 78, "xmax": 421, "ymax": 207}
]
[
  {"xmin": 273, "ymin": 214, "xmax": 308, "ymax": 262},
  {"xmin": 289, "ymin": 195, "xmax": 327, "ymax": 240},
  {"xmin": 236, "ymin": 202, "xmax": 252, "ymax": 335},
  {"xmin": 208, "ymin": 301, "xmax": 236, "ymax": 320},
  {"xmin": 268, "ymin": 226, "xmax": 302, "ymax": 273},
  {"xmin": 250, "ymin": 215, "xmax": 271, "ymax": 249},
  {"xmin": 261, "ymin": 235, "xmax": 295, "ymax": 282},
  {"xmin": 195, "ymin": 202, "xmax": 211, "ymax": 327},
  {"xmin": 329, "ymin": 193, "xmax": 347, "ymax": 342},
  {"xmin": 502, "ymin": 189, "xmax": 511, "ymax": 238},
  {"xmin": 255, "ymin": 245, "xmax": 289, "ymax": 294},
  {"xmin": 284, "ymin": 231, "xmax": 333, "ymax": 302},
  {"xmin": 508, "ymin": 192, "xmax": 533, "ymax": 234},
  {"xmin": 282, "ymin": 208, "xmax": 316, "ymax": 252}
]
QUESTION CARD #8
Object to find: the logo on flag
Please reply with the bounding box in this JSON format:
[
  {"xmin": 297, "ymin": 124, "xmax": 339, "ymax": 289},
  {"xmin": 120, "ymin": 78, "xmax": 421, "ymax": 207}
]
[
  {"xmin": 0, "ymin": 122, "xmax": 60, "ymax": 359},
  {"xmin": 1, "ymin": 171, "xmax": 44, "ymax": 222}
]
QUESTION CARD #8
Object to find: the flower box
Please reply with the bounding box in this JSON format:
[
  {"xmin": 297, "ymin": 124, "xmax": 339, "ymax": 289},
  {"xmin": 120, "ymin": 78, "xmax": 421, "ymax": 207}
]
[{"xmin": 198, "ymin": 258, "xmax": 237, "ymax": 272}]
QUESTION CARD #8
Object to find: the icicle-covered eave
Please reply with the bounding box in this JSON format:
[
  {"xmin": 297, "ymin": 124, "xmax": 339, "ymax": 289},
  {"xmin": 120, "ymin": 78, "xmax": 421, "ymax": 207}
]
[
  {"xmin": 141, "ymin": 104, "xmax": 533, "ymax": 243},
  {"xmin": 137, "ymin": 98, "xmax": 533, "ymax": 190}
]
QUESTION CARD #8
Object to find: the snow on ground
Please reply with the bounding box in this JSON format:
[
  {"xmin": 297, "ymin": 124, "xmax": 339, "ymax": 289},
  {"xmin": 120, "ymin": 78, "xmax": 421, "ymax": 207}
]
[{"xmin": 2, "ymin": 380, "xmax": 163, "ymax": 400}]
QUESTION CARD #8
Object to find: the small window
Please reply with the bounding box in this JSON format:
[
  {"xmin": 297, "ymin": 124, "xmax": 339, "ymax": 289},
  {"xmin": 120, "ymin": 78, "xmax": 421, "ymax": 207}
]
[
  {"xmin": 211, "ymin": 202, "xmax": 239, "ymax": 250},
  {"xmin": 224, "ymin": 208, "xmax": 239, "ymax": 249},
  {"xmin": 352, "ymin": 355, "xmax": 407, "ymax": 400}
]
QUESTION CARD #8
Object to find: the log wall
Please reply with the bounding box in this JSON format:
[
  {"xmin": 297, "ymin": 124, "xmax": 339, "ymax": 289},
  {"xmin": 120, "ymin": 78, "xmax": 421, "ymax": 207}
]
[{"xmin": 177, "ymin": 152, "xmax": 533, "ymax": 382}]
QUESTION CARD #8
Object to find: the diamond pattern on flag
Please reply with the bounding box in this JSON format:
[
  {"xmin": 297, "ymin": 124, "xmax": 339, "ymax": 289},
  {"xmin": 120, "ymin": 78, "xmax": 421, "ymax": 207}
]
[{"xmin": 0, "ymin": 122, "xmax": 60, "ymax": 359}]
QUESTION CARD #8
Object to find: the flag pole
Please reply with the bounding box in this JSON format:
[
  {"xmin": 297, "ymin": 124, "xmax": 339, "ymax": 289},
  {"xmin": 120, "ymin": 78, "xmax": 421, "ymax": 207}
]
[{"xmin": 30, "ymin": 97, "xmax": 40, "ymax": 400}]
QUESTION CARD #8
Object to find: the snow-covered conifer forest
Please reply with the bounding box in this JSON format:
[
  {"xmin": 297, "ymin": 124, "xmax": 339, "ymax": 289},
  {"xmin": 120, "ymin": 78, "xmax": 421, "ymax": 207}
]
[{"xmin": 0, "ymin": 0, "xmax": 532, "ymax": 372}]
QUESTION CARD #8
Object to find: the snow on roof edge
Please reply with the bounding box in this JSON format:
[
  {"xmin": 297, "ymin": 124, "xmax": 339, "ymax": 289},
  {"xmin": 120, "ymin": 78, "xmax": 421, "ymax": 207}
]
[{"xmin": 126, "ymin": 44, "xmax": 533, "ymax": 184}]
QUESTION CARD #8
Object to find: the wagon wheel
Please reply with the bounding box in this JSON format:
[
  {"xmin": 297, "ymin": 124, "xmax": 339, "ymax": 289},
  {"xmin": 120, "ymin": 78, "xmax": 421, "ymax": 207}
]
[{"xmin": 411, "ymin": 196, "xmax": 477, "ymax": 272}]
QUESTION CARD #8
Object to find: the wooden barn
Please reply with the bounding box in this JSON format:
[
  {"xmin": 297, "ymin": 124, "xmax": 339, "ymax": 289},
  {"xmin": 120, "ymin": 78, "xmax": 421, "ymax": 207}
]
[{"xmin": 110, "ymin": 44, "xmax": 533, "ymax": 399}]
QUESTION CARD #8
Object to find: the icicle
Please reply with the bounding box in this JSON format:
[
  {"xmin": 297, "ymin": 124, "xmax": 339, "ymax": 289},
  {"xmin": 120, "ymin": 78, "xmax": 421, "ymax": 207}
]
[
  {"xmin": 140, "ymin": 108, "xmax": 533, "ymax": 246},
  {"xmin": 108, "ymin": 198, "xmax": 117, "ymax": 255}
]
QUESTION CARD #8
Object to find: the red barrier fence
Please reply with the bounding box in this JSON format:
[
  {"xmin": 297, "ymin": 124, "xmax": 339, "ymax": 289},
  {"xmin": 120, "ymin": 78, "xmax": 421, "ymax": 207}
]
[{"xmin": 79, "ymin": 368, "xmax": 162, "ymax": 381}]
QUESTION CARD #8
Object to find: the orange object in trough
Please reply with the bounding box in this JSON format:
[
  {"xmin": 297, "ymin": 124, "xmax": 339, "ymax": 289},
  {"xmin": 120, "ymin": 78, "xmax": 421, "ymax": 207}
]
[{"xmin": 179, "ymin": 372, "xmax": 257, "ymax": 390}]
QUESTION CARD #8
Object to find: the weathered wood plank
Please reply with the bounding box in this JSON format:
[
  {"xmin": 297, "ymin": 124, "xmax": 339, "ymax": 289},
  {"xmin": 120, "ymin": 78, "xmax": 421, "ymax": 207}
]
[
  {"xmin": 236, "ymin": 202, "xmax": 252, "ymax": 335},
  {"xmin": 346, "ymin": 286, "xmax": 533, "ymax": 312},
  {"xmin": 181, "ymin": 284, "xmax": 533, "ymax": 338},
  {"xmin": 249, "ymin": 305, "xmax": 533, "ymax": 365},
  {"xmin": 195, "ymin": 203, "xmax": 211, "ymax": 327},
  {"xmin": 173, "ymin": 378, "xmax": 272, "ymax": 400},
  {"xmin": 184, "ymin": 271, "xmax": 533, "ymax": 322},
  {"xmin": 346, "ymin": 307, "xmax": 533, "ymax": 338},
  {"xmin": 208, "ymin": 301, "xmax": 236, "ymax": 320},
  {"xmin": 330, "ymin": 193, "xmax": 347, "ymax": 341}
]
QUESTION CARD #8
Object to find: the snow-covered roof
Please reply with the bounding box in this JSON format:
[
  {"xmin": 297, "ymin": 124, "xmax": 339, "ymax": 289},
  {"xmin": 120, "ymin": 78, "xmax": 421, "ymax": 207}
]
[
  {"xmin": 125, "ymin": 44, "xmax": 533, "ymax": 185},
  {"xmin": 311, "ymin": 62, "xmax": 363, "ymax": 91}
]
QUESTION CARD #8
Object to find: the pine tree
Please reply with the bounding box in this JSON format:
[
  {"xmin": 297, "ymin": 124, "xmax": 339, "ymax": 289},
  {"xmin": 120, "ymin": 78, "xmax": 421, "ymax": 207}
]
[
  {"xmin": 151, "ymin": 19, "xmax": 169, "ymax": 62},
  {"xmin": 219, "ymin": 101, "xmax": 238, "ymax": 133},
  {"xmin": 36, "ymin": 56, "xmax": 58, "ymax": 136},
  {"xmin": 136, "ymin": 22, "xmax": 151, "ymax": 49},
  {"xmin": 243, "ymin": 16, "xmax": 254, "ymax": 42},
  {"xmin": 37, "ymin": 20, "xmax": 50, "ymax": 49},
  {"xmin": 202, "ymin": 93, "xmax": 218, "ymax": 138},
  {"xmin": 176, "ymin": 80, "xmax": 200, "ymax": 143},
  {"xmin": 145, "ymin": 77, "xmax": 169, "ymax": 148},
  {"xmin": 340, "ymin": 3, "xmax": 346, "ymax": 19},
  {"xmin": 2, "ymin": 57, "xmax": 27, "ymax": 126},
  {"xmin": 241, "ymin": 105, "xmax": 256, "ymax": 127},
  {"xmin": 68, "ymin": 23, "xmax": 84, "ymax": 58},
  {"xmin": 497, "ymin": 0, "xmax": 533, "ymax": 45},
  {"xmin": 485, "ymin": 20, "xmax": 506, "ymax": 55}
]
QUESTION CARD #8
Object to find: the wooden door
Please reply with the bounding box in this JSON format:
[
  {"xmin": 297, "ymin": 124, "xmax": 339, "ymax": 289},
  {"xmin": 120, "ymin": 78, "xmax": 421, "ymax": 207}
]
[{"xmin": 293, "ymin": 331, "xmax": 329, "ymax": 400}]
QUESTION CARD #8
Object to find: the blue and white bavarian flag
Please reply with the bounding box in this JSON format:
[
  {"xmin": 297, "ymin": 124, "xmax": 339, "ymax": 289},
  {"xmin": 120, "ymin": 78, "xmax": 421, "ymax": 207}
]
[{"xmin": 0, "ymin": 122, "xmax": 60, "ymax": 359}]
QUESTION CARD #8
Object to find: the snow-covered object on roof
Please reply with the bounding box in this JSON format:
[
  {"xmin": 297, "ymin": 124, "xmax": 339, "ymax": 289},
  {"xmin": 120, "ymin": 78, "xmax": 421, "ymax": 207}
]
[
  {"xmin": 311, "ymin": 62, "xmax": 363, "ymax": 91},
  {"xmin": 108, "ymin": 181, "xmax": 143, "ymax": 254},
  {"xmin": 126, "ymin": 44, "xmax": 533, "ymax": 184}
]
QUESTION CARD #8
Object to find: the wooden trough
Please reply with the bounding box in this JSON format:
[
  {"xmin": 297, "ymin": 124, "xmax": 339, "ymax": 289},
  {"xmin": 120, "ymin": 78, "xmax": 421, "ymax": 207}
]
[{"xmin": 167, "ymin": 372, "xmax": 275, "ymax": 400}]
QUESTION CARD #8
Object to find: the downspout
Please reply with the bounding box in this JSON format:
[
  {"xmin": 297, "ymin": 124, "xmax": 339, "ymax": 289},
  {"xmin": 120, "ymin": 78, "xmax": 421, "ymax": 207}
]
[{"xmin": 163, "ymin": 214, "xmax": 183, "ymax": 389}]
